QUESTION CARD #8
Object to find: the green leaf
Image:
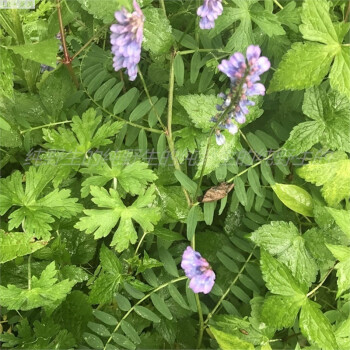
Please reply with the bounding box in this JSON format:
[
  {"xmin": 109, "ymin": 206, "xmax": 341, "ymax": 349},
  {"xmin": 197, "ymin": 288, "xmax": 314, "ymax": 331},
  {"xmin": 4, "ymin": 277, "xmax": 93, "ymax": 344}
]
[
  {"xmin": 150, "ymin": 294, "xmax": 173, "ymax": 320},
  {"xmin": 326, "ymin": 244, "xmax": 350, "ymax": 298},
  {"xmin": 0, "ymin": 165, "xmax": 82, "ymax": 240},
  {"xmin": 120, "ymin": 320, "xmax": 141, "ymax": 344},
  {"xmin": 134, "ymin": 305, "xmax": 161, "ymax": 323},
  {"xmin": 75, "ymin": 185, "xmax": 160, "ymax": 252},
  {"xmin": 268, "ymin": 42, "xmax": 335, "ymax": 93},
  {"xmin": 83, "ymin": 332, "xmax": 104, "ymax": 349},
  {"xmin": 174, "ymin": 54, "xmax": 184, "ymax": 87},
  {"xmin": 87, "ymin": 322, "xmax": 111, "ymax": 337},
  {"xmin": 168, "ymin": 284, "xmax": 190, "ymax": 310},
  {"xmin": 0, "ymin": 262, "xmax": 75, "ymax": 311},
  {"xmin": 260, "ymin": 250, "xmax": 306, "ymax": 296},
  {"xmin": 299, "ymin": 299, "xmax": 337, "ymax": 350},
  {"xmin": 115, "ymin": 293, "xmax": 131, "ymax": 311},
  {"xmin": 130, "ymin": 97, "xmax": 158, "ymax": 122},
  {"xmin": 262, "ymin": 295, "xmax": 304, "ymax": 330},
  {"xmin": 158, "ymin": 247, "xmax": 179, "ymax": 277},
  {"xmin": 80, "ymin": 151, "xmax": 157, "ymax": 197},
  {"xmin": 77, "ymin": 0, "xmax": 131, "ymax": 24},
  {"xmin": 137, "ymin": 251, "xmax": 163, "ymax": 274},
  {"xmin": 0, "ymin": 230, "xmax": 47, "ymax": 263},
  {"xmin": 187, "ymin": 205, "xmax": 200, "ymax": 241},
  {"xmin": 326, "ymin": 207, "xmax": 350, "ymax": 239},
  {"xmin": 210, "ymin": 327, "xmax": 254, "ymax": 350},
  {"xmin": 251, "ymin": 221, "xmax": 318, "ymax": 288},
  {"xmin": 112, "ymin": 333, "xmax": 136, "ymax": 350},
  {"xmin": 330, "ymin": 47, "xmax": 350, "ymax": 98},
  {"xmin": 113, "ymin": 87, "xmax": 139, "ymax": 114},
  {"xmin": 177, "ymin": 94, "xmax": 219, "ymax": 130},
  {"xmin": 297, "ymin": 151, "xmax": 350, "ymax": 206},
  {"xmin": 93, "ymin": 310, "xmax": 118, "ymax": 326},
  {"xmin": 7, "ymin": 39, "xmax": 58, "ymax": 67},
  {"xmin": 143, "ymin": 7, "xmax": 174, "ymax": 55},
  {"xmin": 0, "ymin": 47, "xmax": 14, "ymax": 100},
  {"xmin": 174, "ymin": 126, "xmax": 200, "ymax": 163},
  {"xmin": 174, "ymin": 170, "xmax": 197, "ymax": 195},
  {"xmin": 272, "ymin": 183, "xmax": 313, "ymax": 217},
  {"xmin": 43, "ymin": 108, "xmax": 124, "ymax": 154},
  {"xmin": 300, "ymin": 0, "xmax": 338, "ymax": 44},
  {"xmin": 190, "ymin": 51, "xmax": 201, "ymax": 84}
]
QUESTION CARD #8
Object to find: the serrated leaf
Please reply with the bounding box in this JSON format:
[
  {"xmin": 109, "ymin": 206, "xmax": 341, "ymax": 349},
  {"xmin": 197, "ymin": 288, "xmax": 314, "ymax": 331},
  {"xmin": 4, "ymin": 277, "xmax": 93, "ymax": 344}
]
[
  {"xmin": 80, "ymin": 151, "xmax": 157, "ymax": 197},
  {"xmin": 297, "ymin": 151, "xmax": 350, "ymax": 206},
  {"xmin": 143, "ymin": 7, "xmax": 174, "ymax": 55},
  {"xmin": 272, "ymin": 183, "xmax": 313, "ymax": 217},
  {"xmin": 330, "ymin": 47, "xmax": 350, "ymax": 98},
  {"xmin": 75, "ymin": 185, "xmax": 160, "ymax": 252},
  {"xmin": 7, "ymin": 39, "xmax": 58, "ymax": 67},
  {"xmin": 299, "ymin": 299, "xmax": 337, "ymax": 350},
  {"xmin": 260, "ymin": 250, "xmax": 306, "ymax": 296},
  {"xmin": 326, "ymin": 244, "xmax": 350, "ymax": 298},
  {"xmin": 210, "ymin": 327, "xmax": 254, "ymax": 350},
  {"xmin": 0, "ymin": 262, "xmax": 75, "ymax": 311},
  {"xmin": 326, "ymin": 208, "xmax": 350, "ymax": 239},
  {"xmin": 0, "ymin": 230, "xmax": 47, "ymax": 263}
]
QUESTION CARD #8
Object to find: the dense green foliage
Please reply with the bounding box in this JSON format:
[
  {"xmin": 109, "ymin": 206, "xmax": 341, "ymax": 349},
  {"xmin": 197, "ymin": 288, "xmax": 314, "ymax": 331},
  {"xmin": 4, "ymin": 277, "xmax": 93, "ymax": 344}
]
[{"xmin": 0, "ymin": 0, "xmax": 349, "ymax": 349}]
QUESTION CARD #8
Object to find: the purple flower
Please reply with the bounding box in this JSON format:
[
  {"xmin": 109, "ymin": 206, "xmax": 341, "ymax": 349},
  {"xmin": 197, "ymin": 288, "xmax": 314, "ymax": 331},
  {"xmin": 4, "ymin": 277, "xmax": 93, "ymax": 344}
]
[
  {"xmin": 212, "ymin": 45, "xmax": 270, "ymax": 145},
  {"xmin": 110, "ymin": 0, "xmax": 144, "ymax": 81},
  {"xmin": 181, "ymin": 246, "xmax": 215, "ymax": 294},
  {"xmin": 197, "ymin": 0, "xmax": 223, "ymax": 29}
]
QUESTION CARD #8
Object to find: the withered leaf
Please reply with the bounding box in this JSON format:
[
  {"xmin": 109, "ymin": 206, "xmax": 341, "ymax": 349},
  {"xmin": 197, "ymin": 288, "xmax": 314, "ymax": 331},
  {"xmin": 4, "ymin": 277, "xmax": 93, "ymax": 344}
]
[{"xmin": 199, "ymin": 182, "xmax": 234, "ymax": 203}]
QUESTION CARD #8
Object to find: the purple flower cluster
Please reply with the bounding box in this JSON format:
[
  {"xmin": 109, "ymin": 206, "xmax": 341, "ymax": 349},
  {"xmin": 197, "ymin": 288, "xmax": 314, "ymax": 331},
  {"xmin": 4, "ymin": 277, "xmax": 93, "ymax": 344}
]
[
  {"xmin": 110, "ymin": 0, "xmax": 144, "ymax": 81},
  {"xmin": 213, "ymin": 45, "xmax": 271, "ymax": 145},
  {"xmin": 197, "ymin": 0, "xmax": 223, "ymax": 29},
  {"xmin": 181, "ymin": 246, "xmax": 215, "ymax": 294}
]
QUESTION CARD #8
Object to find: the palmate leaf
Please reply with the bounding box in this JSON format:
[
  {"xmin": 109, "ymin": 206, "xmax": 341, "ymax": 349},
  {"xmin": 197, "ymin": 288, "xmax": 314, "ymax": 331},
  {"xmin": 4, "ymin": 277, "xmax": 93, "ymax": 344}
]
[
  {"xmin": 326, "ymin": 244, "xmax": 350, "ymax": 298},
  {"xmin": 284, "ymin": 85, "xmax": 350, "ymax": 154},
  {"xmin": 269, "ymin": 0, "xmax": 350, "ymax": 97},
  {"xmin": 0, "ymin": 230, "xmax": 47, "ymax": 263},
  {"xmin": 80, "ymin": 151, "xmax": 157, "ymax": 197},
  {"xmin": 251, "ymin": 221, "xmax": 318, "ymax": 288},
  {"xmin": 0, "ymin": 262, "xmax": 75, "ymax": 312},
  {"xmin": 0, "ymin": 165, "xmax": 82, "ymax": 240},
  {"xmin": 75, "ymin": 185, "xmax": 160, "ymax": 252},
  {"xmin": 297, "ymin": 151, "xmax": 350, "ymax": 206}
]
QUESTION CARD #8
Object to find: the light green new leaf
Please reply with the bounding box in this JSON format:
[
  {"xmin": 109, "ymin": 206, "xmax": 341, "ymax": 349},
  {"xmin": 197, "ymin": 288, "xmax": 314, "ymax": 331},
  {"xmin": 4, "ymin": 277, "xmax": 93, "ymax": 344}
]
[
  {"xmin": 326, "ymin": 207, "xmax": 350, "ymax": 239},
  {"xmin": 300, "ymin": 0, "xmax": 338, "ymax": 45},
  {"xmin": 210, "ymin": 327, "xmax": 254, "ymax": 350},
  {"xmin": 174, "ymin": 127, "xmax": 200, "ymax": 163},
  {"xmin": 80, "ymin": 151, "xmax": 157, "ymax": 197},
  {"xmin": 297, "ymin": 151, "xmax": 350, "ymax": 206},
  {"xmin": 0, "ymin": 230, "xmax": 47, "ymax": 263},
  {"xmin": 0, "ymin": 262, "xmax": 75, "ymax": 311},
  {"xmin": 330, "ymin": 47, "xmax": 350, "ymax": 98},
  {"xmin": 272, "ymin": 183, "xmax": 314, "ymax": 217},
  {"xmin": 143, "ymin": 7, "xmax": 174, "ymax": 55},
  {"xmin": 251, "ymin": 221, "xmax": 318, "ymax": 288},
  {"xmin": 260, "ymin": 250, "xmax": 306, "ymax": 296},
  {"xmin": 7, "ymin": 39, "xmax": 59, "ymax": 67},
  {"xmin": 0, "ymin": 165, "xmax": 82, "ymax": 240},
  {"xmin": 0, "ymin": 47, "xmax": 14, "ymax": 100},
  {"xmin": 75, "ymin": 185, "xmax": 160, "ymax": 252},
  {"xmin": 268, "ymin": 42, "xmax": 334, "ymax": 93},
  {"xmin": 177, "ymin": 94, "xmax": 219, "ymax": 130},
  {"xmin": 326, "ymin": 244, "xmax": 350, "ymax": 298},
  {"xmin": 262, "ymin": 295, "xmax": 305, "ymax": 330},
  {"xmin": 195, "ymin": 132, "xmax": 241, "ymax": 177},
  {"xmin": 43, "ymin": 108, "xmax": 124, "ymax": 154},
  {"xmin": 77, "ymin": 0, "xmax": 131, "ymax": 23},
  {"xmin": 299, "ymin": 299, "xmax": 337, "ymax": 350}
]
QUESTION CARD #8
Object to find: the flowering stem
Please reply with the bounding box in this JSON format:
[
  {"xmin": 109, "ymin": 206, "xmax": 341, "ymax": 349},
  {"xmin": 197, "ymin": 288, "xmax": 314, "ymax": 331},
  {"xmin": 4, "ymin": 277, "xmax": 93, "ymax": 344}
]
[
  {"xmin": 56, "ymin": 0, "xmax": 79, "ymax": 88},
  {"xmin": 273, "ymin": 0, "xmax": 284, "ymax": 10},
  {"xmin": 138, "ymin": 68, "xmax": 166, "ymax": 130},
  {"xmin": 27, "ymin": 254, "xmax": 32, "ymax": 290},
  {"xmin": 204, "ymin": 249, "xmax": 255, "ymax": 325},
  {"xmin": 103, "ymin": 276, "xmax": 187, "ymax": 350}
]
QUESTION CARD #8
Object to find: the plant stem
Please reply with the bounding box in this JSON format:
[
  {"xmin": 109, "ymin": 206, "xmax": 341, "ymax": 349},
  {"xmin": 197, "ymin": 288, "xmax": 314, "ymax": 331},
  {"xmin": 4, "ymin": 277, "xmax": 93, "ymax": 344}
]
[
  {"xmin": 134, "ymin": 231, "xmax": 148, "ymax": 256},
  {"xmin": 159, "ymin": 0, "xmax": 166, "ymax": 17},
  {"xmin": 166, "ymin": 51, "xmax": 191, "ymax": 206},
  {"xmin": 178, "ymin": 48, "xmax": 231, "ymax": 55},
  {"xmin": 195, "ymin": 294, "xmax": 204, "ymax": 349},
  {"xmin": 56, "ymin": 0, "xmax": 79, "ymax": 88},
  {"xmin": 204, "ymin": 249, "xmax": 255, "ymax": 325},
  {"xmin": 138, "ymin": 68, "xmax": 166, "ymax": 130},
  {"xmin": 103, "ymin": 276, "xmax": 187, "ymax": 350},
  {"xmin": 70, "ymin": 25, "xmax": 108, "ymax": 61},
  {"xmin": 28, "ymin": 254, "xmax": 32, "ymax": 290},
  {"xmin": 307, "ymin": 263, "xmax": 337, "ymax": 298},
  {"xmin": 273, "ymin": 0, "xmax": 284, "ymax": 10},
  {"xmin": 20, "ymin": 120, "xmax": 72, "ymax": 134},
  {"xmin": 345, "ymin": 0, "xmax": 350, "ymax": 22},
  {"xmin": 239, "ymin": 129, "xmax": 261, "ymax": 161}
]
